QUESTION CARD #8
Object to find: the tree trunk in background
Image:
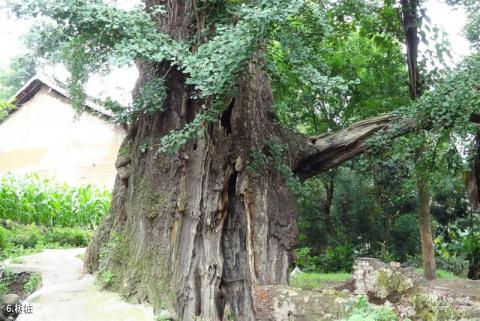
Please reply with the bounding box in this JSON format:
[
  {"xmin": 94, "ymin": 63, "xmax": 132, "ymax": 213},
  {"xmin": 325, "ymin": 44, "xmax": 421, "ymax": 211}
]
[
  {"xmin": 417, "ymin": 177, "xmax": 436, "ymax": 280},
  {"xmin": 321, "ymin": 176, "xmax": 336, "ymax": 240},
  {"xmin": 468, "ymin": 129, "xmax": 480, "ymax": 211},
  {"xmin": 401, "ymin": 0, "xmax": 436, "ymax": 280}
]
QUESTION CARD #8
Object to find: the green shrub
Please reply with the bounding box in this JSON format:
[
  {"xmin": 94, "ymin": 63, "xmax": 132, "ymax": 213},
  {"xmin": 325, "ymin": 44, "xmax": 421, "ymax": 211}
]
[
  {"xmin": 8, "ymin": 224, "xmax": 43, "ymax": 249},
  {"xmin": 295, "ymin": 247, "xmax": 318, "ymax": 271},
  {"xmin": 340, "ymin": 297, "xmax": 398, "ymax": 321},
  {"xmin": 295, "ymin": 245, "xmax": 354, "ymax": 273},
  {"xmin": 436, "ymin": 255, "xmax": 469, "ymax": 279},
  {"xmin": 374, "ymin": 241, "xmax": 396, "ymax": 264},
  {"xmin": 45, "ymin": 227, "xmax": 92, "ymax": 247},
  {"xmin": 1, "ymin": 223, "xmax": 94, "ymax": 258},
  {"xmin": 24, "ymin": 273, "xmax": 42, "ymax": 294},
  {"xmin": 461, "ymin": 232, "xmax": 480, "ymax": 279},
  {"xmin": 405, "ymin": 253, "xmax": 422, "ymax": 268},
  {"xmin": 318, "ymin": 245, "xmax": 354, "ymax": 273},
  {"xmin": 0, "ymin": 174, "xmax": 110, "ymax": 230},
  {"xmin": 101, "ymin": 270, "xmax": 114, "ymax": 287},
  {"xmin": 391, "ymin": 214, "xmax": 420, "ymax": 261},
  {"xmin": 0, "ymin": 226, "xmax": 8, "ymax": 254},
  {"xmin": 436, "ymin": 228, "xmax": 480, "ymax": 280}
]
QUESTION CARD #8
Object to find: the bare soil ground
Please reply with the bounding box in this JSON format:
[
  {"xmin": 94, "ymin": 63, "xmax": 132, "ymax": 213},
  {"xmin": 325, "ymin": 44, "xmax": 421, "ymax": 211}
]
[{"xmin": 427, "ymin": 279, "xmax": 480, "ymax": 303}]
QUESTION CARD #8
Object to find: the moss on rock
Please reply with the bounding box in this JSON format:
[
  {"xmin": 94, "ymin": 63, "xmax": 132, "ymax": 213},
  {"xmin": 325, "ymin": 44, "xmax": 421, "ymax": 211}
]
[
  {"xmin": 373, "ymin": 268, "xmax": 414, "ymax": 300},
  {"xmin": 412, "ymin": 292, "xmax": 464, "ymax": 321}
]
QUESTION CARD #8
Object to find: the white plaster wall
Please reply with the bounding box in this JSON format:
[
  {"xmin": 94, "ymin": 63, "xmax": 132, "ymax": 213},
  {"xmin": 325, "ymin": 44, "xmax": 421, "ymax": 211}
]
[{"xmin": 0, "ymin": 86, "xmax": 127, "ymax": 188}]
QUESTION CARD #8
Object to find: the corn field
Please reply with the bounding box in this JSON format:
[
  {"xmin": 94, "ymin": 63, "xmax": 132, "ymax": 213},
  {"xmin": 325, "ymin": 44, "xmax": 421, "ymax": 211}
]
[{"xmin": 0, "ymin": 174, "xmax": 111, "ymax": 229}]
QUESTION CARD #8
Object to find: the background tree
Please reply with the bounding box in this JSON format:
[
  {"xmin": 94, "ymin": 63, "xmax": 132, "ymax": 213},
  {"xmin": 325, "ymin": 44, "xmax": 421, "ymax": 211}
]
[
  {"xmin": 0, "ymin": 54, "xmax": 36, "ymax": 101},
  {"xmin": 400, "ymin": 0, "xmax": 438, "ymax": 280},
  {"xmin": 269, "ymin": 0, "xmax": 410, "ymax": 252}
]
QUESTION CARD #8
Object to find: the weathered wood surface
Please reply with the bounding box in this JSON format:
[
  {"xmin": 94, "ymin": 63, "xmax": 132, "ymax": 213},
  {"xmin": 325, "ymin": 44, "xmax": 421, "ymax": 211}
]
[
  {"xmin": 295, "ymin": 114, "xmax": 415, "ymax": 179},
  {"xmin": 295, "ymin": 111, "xmax": 480, "ymax": 180}
]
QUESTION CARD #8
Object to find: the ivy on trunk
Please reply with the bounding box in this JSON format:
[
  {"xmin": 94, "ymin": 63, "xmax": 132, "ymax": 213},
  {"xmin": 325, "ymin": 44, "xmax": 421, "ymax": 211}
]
[{"xmin": 9, "ymin": 0, "xmax": 480, "ymax": 319}]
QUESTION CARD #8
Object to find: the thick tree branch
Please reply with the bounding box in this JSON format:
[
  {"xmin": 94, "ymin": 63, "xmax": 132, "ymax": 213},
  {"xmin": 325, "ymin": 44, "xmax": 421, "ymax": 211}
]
[
  {"xmin": 293, "ymin": 113, "xmax": 416, "ymax": 180},
  {"xmin": 293, "ymin": 111, "xmax": 480, "ymax": 180}
]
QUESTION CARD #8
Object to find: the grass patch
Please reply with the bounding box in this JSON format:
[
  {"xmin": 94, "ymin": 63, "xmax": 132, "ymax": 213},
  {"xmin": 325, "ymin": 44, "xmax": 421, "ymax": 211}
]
[
  {"xmin": 416, "ymin": 268, "xmax": 465, "ymax": 280},
  {"xmin": 10, "ymin": 257, "xmax": 24, "ymax": 264},
  {"xmin": 24, "ymin": 273, "xmax": 42, "ymax": 294},
  {"xmin": 0, "ymin": 269, "xmax": 42, "ymax": 298},
  {"xmin": 340, "ymin": 296, "xmax": 398, "ymax": 321},
  {"xmin": 290, "ymin": 271, "xmax": 351, "ymax": 290}
]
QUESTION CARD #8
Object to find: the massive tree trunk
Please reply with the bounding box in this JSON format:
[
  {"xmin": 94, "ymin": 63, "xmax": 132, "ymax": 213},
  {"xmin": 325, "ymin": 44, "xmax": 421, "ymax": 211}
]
[
  {"xmin": 86, "ymin": 59, "xmax": 304, "ymax": 320},
  {"xmin": 81, "ymin": 2, "xmax": 418, "ymax": 319},
  {"xmin": 81, "ymin": 0, "xmax": 476, "ymax": 319},
  {"xmin": 84, "ymin": 3, "xmax": 303, "ymax": 320},
  {"xmin": 82, "ymin": 78, "xmax": 418, "ymax": 321}
]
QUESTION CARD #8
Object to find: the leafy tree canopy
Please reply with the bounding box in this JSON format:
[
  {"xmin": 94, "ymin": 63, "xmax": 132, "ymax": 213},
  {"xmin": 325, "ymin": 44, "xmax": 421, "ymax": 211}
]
[
  {"xmin": 0, "ymin": 54, "xmax": 36, "ymax": 101},
  {"xmin": 6, "ymin": 0, "xmax": 479, "ymax": 150}
]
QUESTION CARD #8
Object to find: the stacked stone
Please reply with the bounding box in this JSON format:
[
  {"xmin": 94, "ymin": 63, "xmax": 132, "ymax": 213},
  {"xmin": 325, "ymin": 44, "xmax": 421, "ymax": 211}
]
[{"xmin": 352, "ymin": 258, "xmax": 385, "ymax": 295}]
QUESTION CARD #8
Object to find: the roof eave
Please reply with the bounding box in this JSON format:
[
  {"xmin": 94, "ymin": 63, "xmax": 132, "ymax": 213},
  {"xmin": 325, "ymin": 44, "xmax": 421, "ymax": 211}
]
[{"xmin": 10, "ymin": 74, "xmax": 114, "ymax": 118}]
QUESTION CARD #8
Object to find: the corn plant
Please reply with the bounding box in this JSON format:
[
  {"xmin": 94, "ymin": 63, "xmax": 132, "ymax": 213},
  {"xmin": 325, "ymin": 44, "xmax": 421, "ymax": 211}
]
[{"xmin": 0, "ymin": 174, "xmax": 110, "ymax": 229}]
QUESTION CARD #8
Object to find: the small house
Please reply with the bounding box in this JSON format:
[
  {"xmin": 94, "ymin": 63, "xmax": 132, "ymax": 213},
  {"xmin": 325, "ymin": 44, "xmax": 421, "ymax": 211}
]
[{"xmin": 0, "ymin": 75, "xmax": 127, "ymax": 188}]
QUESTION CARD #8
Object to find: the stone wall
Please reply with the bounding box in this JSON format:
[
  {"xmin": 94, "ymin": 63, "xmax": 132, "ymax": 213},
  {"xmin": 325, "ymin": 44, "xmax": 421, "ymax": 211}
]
[
  {"xmin": 352, "ymin": 257, "xmax": 417, "ymax": 299},
  {"xmin": 253, "ymin": 285, "xmax": 356, "ymax": 321},
  {"xmin": 352, "ymin": 257, "xmax": 479, "ymax": 321}
]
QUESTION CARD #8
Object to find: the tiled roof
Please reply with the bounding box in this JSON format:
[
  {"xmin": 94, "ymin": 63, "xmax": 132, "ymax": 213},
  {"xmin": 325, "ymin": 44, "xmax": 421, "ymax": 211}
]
[{"xmin": 11, "ymin": 74, "xmax": 114, "ymax": 118}]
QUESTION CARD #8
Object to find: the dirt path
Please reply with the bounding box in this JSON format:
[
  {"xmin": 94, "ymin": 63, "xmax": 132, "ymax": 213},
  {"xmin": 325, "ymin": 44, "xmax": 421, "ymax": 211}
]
[
  {"xmin": 6, "ymin": 248, "xmax": 154, "ymax": 321},
  {"xmin": 427, "ymin": 279, "xmax": 480, "ymax": 303}
]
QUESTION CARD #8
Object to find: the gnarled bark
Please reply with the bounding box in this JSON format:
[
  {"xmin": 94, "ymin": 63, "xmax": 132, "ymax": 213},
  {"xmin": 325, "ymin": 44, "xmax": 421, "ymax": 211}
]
[
  {"xmin": 82, "ymin": 1, "xmax": 478, "ymax": 320},
  {"xmin": 85, "ymin": 59, "xmax": 299, "ymax": 321},
  {"xmin": 85, "ymin": 2, "xmax": 300, "ymax": 317}
]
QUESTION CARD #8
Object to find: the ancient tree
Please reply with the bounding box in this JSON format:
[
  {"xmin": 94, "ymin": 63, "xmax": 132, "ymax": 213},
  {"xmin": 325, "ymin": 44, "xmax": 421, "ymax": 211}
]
[{"xmin": 10, "ymin": 0, "xmax": 480, "ymax": 320}]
